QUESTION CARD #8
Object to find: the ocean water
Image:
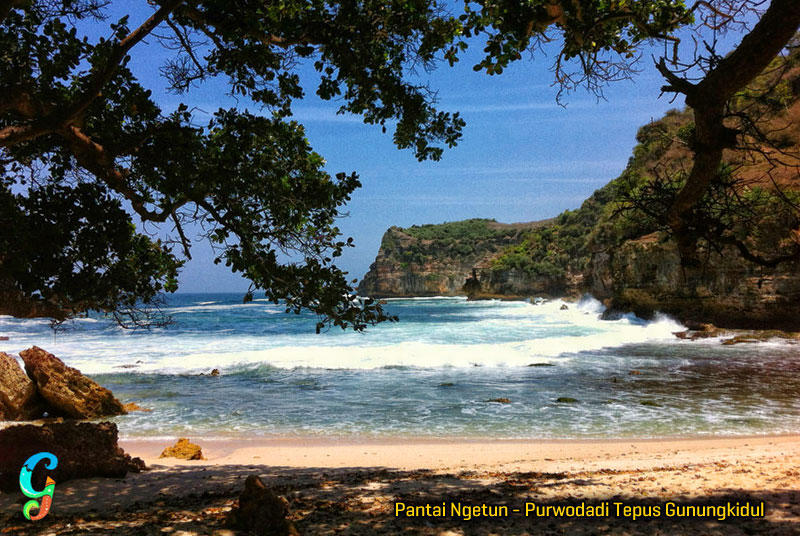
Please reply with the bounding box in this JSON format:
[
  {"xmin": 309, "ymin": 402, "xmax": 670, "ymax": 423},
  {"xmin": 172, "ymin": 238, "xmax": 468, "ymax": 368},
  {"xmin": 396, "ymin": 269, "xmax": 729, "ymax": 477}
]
[{"xmin": 1, "ymin": 294, "xmax": 799, "ymax": 439}]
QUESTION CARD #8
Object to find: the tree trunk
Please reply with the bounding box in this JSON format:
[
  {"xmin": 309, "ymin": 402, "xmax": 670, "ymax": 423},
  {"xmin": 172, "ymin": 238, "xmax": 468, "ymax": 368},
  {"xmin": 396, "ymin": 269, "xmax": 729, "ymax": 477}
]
[{"xmin": 665, "ymin": 0, "xmax": 800, "ymax": 266}]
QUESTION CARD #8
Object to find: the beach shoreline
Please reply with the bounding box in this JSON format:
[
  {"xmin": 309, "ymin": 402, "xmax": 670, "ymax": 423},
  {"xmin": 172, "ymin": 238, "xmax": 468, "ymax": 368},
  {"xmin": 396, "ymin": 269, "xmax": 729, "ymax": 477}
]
[
  {"xmin": 2, "ymin": 433, "xmax": 798, "ymax": 534},
  {"xmin": 119, "ymin": 433, "xmax": 800, "ymax": 473}
]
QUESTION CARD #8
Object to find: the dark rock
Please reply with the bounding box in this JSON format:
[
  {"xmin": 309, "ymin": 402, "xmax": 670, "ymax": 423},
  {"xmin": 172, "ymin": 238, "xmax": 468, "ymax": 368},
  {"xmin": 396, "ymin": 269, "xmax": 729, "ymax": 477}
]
[
  {"xmin": 0, "ymin": 336, "xmax": 8, "ymax": 341},
  {"xmin": 227, "ymin": 475, "xmax": 299, "ymax": 536},
  {"xmin": 160, "ymin": 438, "xmax": 203, "ymax": 460},
  {"xmin": 438, "ymin": 382, "xmax": 455, "ymax": 387},
  {"xmin": 560, "ymin": 304, "xmax": 569, "ymax": 310},
  {"xmin": 0, "ymin": 352, "xmax": 43, "ymax": 420},
  {"xmin": 486, "ymin": 397, "xmax": 511, "ymax": 404},
  {"xmin": 640, "ymin": 400, "xmax": 662, "ymax": 407},
  {"xmin": 721, "ymin": 330, "xmax": 799, "ymax": 345},
  {"xmin": 722, "ymin": 336, "xmax": 760, "ymax": 345},
  {"xmin": 555, "ymin": 397, "xmax": 578, "ymax": 403},
  {"xmin": 0, "ymin": 421, "xmax": 145, "ymax": 492},
  {"xmin": 19, "ymin": 346, "xmax": 126, "ymax": 419},
  {"xmin": 462, "ymin": 268, "xmax": 482, "ymax": 297},
  {"xmin": 210, "ymin": 368, "xmax": 220, "ymax": 377},
  {"xmin": 674, "ymin": 323, "xmax": 723, "ymax": 340},
  {"xmin": 629, "ymin": 370, "xmax": 642, "ymax": 376},
  {"xmin": 528, "ymin": 363, "xmax": 555, "ymax": 367}
]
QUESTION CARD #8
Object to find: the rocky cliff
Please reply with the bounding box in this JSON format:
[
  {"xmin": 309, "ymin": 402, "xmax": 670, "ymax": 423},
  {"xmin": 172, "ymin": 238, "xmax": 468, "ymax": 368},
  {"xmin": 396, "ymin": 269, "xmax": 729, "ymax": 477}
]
[
  {"xmin": 357, "ymin": 219, "xmax": 554, "ymax": 297},
  {"xmin": 359, "ymin": 50, "xmax": 800, "ymax": 329},
  {"xmin": 589, "ymin": 233, "xmax": 800, "ymax": 329}
]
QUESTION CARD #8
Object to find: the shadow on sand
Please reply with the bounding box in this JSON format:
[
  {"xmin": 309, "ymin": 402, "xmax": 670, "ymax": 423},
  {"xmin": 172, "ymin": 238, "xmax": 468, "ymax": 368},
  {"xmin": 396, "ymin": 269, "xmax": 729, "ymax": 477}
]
[{"xmin": 0, "ymin": 463, "xmax": 797, "ymax": 535}]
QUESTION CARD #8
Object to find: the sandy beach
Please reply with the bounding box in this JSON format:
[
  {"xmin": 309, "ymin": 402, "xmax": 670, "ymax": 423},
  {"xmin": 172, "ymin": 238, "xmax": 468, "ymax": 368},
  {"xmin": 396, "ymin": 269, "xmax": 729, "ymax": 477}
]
[{"xmin": 2, "ymin": 434, "xmax": 799, "ymax": 535}]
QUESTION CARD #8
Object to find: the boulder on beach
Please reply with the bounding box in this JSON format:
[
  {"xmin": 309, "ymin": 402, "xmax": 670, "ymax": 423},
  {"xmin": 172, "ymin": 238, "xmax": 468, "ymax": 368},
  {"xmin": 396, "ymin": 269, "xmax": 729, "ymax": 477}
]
[
  {"xmin": 0, "ymin": 421, "xmax": 145, "ymax": 491},
  {"xmin": 0, "ymin": 352, "xmax": 43, "ymax": 420},
  {"xmin": 160, "ymin": 438, "xmax": 204, "ymax": 460},
  {"xmin": 19, "ymin": 346, "xmax": 127, "ymax": 419},
  {"xmin": 227, "ymin": 475, "xmax": 299, "ymax": 536}
]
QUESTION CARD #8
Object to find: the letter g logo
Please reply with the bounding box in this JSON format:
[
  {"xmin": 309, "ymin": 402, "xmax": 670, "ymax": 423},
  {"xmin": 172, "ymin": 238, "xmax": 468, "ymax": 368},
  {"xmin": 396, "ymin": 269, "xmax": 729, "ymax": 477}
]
[{"xmin": 19, "ymin": 452, "xmax": 58, "ymax": 521}]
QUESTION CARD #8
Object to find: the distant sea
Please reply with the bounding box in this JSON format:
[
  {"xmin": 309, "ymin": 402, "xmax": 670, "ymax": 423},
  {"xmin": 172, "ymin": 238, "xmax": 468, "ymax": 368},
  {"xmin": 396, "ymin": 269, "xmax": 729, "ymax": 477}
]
[{"xmin": 1, "ymin": 294, "xmax": 799, "ymax": 440}]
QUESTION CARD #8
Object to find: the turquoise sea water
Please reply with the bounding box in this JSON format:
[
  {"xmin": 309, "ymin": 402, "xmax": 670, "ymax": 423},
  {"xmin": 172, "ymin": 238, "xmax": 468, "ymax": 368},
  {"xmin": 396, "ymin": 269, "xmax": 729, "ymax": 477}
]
[{"xmin": 1, "ymin": 294, "xmax": 799, "ymax": 439}]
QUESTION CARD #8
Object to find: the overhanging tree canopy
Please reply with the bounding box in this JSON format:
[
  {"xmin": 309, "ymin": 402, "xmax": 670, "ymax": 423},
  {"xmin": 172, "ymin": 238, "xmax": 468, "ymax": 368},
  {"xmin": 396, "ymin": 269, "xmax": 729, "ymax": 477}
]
[
  {"xmin": 5, "ymin": 1, "xmax": 798, "ymax": 330},
  {"xmin": 0, "ymin": 0, "xmax": 466, "ymax": 329}
]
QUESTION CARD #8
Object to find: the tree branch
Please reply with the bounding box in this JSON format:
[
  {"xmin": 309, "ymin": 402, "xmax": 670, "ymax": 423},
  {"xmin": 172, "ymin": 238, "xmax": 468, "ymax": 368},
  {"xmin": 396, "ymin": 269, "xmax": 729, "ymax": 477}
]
[
  {"xmin": 61, "ymin": 124, "xmax": 180, "ymax": 222},
  {"xmin": 656, "ymin": 58, "xmax": 696, "ymax": 96},
  {"xmin": 662, "ymin": 0, "xmax": 800, "ymax": 265},
  {"xmin": 65, "ymin": 0, "xmax": 185, "ymax": 122},
  {"xmin": 691, "ymin": 0, "xmax": 800, "ymax": 106}
]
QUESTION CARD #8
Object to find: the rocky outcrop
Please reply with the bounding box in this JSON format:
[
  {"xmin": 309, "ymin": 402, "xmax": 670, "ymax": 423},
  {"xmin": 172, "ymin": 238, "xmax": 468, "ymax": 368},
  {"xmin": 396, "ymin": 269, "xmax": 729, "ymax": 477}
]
[
  {"xmin": 0, "ymin": 421, "xmax": 145, "ymax": 491},
  {"xmin": 160, "ymin": 438, "xmax": 204, "ymax": 460},
  {"xmin": 358, "ymin": 219, "xmax": 554, "ymax": 297},
  {"xmin": 360, "ymin": 216, "xmax": 800, "ymax": 329},
  {"xmin": 19, "ymin": 346, "xmax": 126, "ymax": 419},
  {"xmin": 0, "ymin": 352, "xmax": 43, "ymax": 420},
  {"xmin": 590, "ymin": 233, "xmax": 800, "ymax": 330},
  {"xmin": 123, "ymin": 401, "xmax": 152, "ymax": 412},
  {"xmin": 227, "ymin": 475, "xmax": 299, "ymax": 536}
]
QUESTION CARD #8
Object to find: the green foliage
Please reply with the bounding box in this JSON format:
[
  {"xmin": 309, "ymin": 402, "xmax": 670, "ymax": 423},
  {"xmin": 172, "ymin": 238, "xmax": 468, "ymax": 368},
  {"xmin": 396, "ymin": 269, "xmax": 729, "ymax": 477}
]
[
  {"xmin": 0, "ymin": 180, "xmax": 182, "ymax": 323},
  {"xmin": 376, "ymin": 219, "xmax": 519, "ymax": 272},
  {"xmin": 490, "ymin": 107, "xmax": 694, "ymax": 281},
  {"xmin": 0, "ymin": 0, "xmax": 467, "ymax": 329},
  {"xmin": 457, "ymin": 0, "xmax": 691, "ymax": 93},
  {"xmin": 404, "ymin": 219, "xmax": 503, "ymax": 241}
]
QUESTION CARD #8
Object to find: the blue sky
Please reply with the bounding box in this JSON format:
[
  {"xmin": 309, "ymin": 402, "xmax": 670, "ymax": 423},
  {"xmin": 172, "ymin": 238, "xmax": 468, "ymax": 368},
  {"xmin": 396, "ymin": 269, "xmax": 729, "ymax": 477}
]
[{"xmin": 111, "ymin": 3, "xmax": 698, "ymax": 293}]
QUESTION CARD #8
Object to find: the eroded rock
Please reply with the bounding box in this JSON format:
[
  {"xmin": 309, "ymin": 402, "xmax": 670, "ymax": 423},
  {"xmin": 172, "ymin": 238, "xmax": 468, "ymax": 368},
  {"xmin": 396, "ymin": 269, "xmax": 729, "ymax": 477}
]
[
  {"xmin": 122, "ymin": 401, "xmax": 152, "ymax": 412},
  {"xmin": 160, "ymin": 438, "xmax": 204, "ymax": 460},
  {"xmin": 19, "ymin": 346, "xmax": 126, "ymax": 419},
  {"xmin": 0, "ymin": 352, "xmax": 43, "ymax": 420}
]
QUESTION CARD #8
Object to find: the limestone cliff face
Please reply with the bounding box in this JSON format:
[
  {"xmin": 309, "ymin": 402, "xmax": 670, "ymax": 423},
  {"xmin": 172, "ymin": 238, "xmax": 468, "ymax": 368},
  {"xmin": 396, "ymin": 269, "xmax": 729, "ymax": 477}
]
[
  {"xmin": 589, "ymin": 233, "xmax": 800, "ymax": 329},
  {"xmin": 357, "ymin": 220, "xmax": 554, "ymax": 297},
  {"xmin": 360, "ymin": 223, "xmax": 800, "ymax": 329},
  {"xmin": 359, "ymin": 52, "xmax": 800, "ymax": 328},
  {"xmin": 356, "ymin": 226, "xmax": 471, "ymax": 297}
]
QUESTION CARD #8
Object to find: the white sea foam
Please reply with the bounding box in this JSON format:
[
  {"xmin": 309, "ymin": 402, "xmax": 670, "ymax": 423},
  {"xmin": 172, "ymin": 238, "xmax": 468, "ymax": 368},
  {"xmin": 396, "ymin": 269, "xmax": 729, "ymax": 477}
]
[
  {"xmin": 0, "ymin": 294, "xmax": 689, "ymax": 375},
  {"xmin": 379, "ymin": 296, "xmax": 466, "ymax": 301},
  {"xmin": 166, "ymin": 303, "xmax": 282, "ymax": 313},
  {"xmin": 64, "ymin": 313, "xmax": 685, "ymax": 375}
]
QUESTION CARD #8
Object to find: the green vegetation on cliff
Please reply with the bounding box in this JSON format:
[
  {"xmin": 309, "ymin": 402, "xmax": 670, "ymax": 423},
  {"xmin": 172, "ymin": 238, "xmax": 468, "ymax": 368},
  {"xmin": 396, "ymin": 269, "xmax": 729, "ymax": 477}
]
[
  {"xmin": 404, "ymin": 219, "xmax": 506, "ymax": 241},
  {"xmin": 378, "ymin": 219, "xmax": 511, "ymax": 268},
  {"xmin": 491, "ymin": 45, "xmax": 800, "ymax": 285}
]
